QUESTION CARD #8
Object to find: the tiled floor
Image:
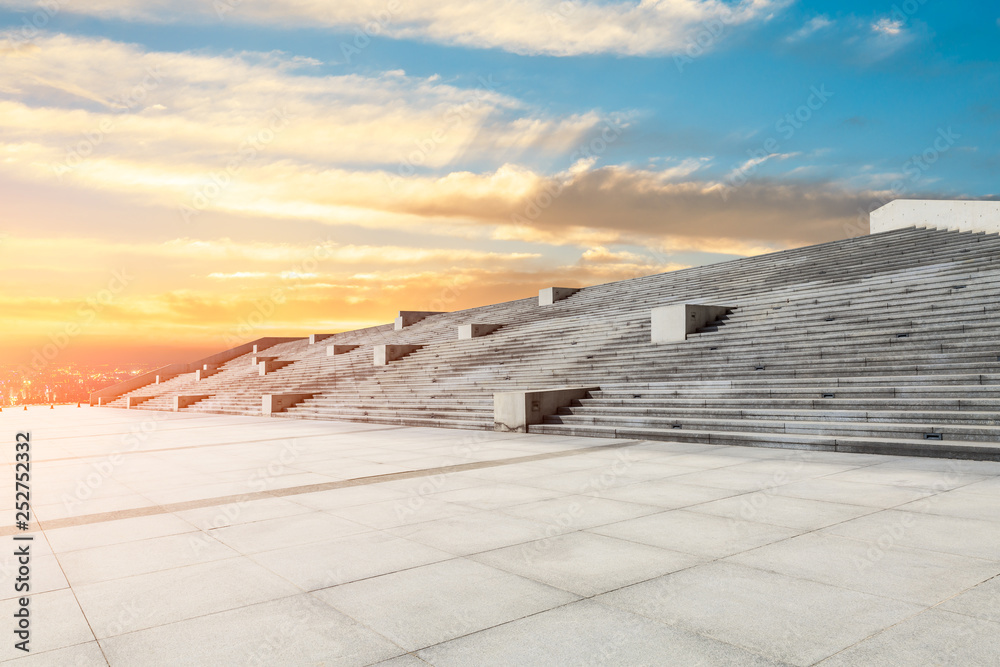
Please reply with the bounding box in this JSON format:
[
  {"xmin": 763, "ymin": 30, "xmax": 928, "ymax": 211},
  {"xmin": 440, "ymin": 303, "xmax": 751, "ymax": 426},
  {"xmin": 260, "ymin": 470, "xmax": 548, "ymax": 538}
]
[{"xmin": 2, "ymin": 406, "xmax": 999, "ymax": 665}]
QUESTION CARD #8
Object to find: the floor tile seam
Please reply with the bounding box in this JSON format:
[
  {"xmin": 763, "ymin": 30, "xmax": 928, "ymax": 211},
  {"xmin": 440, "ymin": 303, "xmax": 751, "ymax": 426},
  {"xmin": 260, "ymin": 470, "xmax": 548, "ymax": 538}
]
[
  {"xmin": 800, "ymin": 580, "xmax": 1000, "ymax": 667},
  {"xmin": 25, "ymin": 426, "xmax": 411, "ymax": 464},
  {"xmin": 0, "ymin": 441, "xmax": 647, "ymax": 534}
]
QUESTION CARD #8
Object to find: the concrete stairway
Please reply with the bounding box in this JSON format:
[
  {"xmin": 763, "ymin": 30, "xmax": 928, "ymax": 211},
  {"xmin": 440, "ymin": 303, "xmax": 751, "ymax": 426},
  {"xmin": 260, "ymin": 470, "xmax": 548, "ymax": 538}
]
[{"xmin": 109, "ymin": 225, "xmax": 1000, "ymax": 459}]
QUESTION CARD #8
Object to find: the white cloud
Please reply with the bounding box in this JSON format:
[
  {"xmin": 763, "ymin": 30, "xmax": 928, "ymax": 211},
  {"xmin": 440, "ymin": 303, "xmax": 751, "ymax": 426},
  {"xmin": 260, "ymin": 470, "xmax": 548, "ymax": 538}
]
[
  {"xmin": 0, "ymin": 0, "xmax": 788, "ymax": 57},
  {"xmin": 871, "ymin": 18, "xmax": 904, "ymax": 36},
  {"xmin": 0, "ymin": 32, "xmax": 601, "ymax": 173},
  {"xmin": 787, "ymin": 15, "xmax": 832, "ymax": 41}
]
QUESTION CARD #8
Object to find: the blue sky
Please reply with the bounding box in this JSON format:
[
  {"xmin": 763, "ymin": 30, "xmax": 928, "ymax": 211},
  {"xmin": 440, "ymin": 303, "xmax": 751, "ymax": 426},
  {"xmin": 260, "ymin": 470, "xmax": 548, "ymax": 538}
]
[{"xmin": 0, "ymin": 0, "xmax": 997, "ymax": 361}]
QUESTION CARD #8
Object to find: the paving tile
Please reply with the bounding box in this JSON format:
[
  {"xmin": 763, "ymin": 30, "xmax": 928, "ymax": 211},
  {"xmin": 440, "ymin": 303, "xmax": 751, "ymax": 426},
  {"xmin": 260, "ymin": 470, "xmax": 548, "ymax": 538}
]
[
  {"xmin": 589, "ymin": 509, "xmax": 799, "ymax": 558},
  {"xmin": 384, "ymin": 510, "xmax": 555, "ymax": 556},
  {"xmin": 425, "ymin": 481, "xmax": 567, "ymax": 510},
  {"xmin": 471, "ymin": 531, "xmax": 704, "ymax": 596},
  {"xmin": 595, "ymin": 561, "xmax": 922, "ymax": 666},
  {"xmin": 367, "ymin": 655, "xmax": 431, "ymax": 667},
  {"xmin": 955, "ymin": 476, "xmax": 1000, "ymax": 497},
  {"xmin": 515, "ymin": 467, "xmax": 646, "ymax": 494},
  {"xmin": 99, "ymin": 593, "xmax": 402, "ymax": 666},
  {"xmin": 597, "ymin": 479, "xmax": 741, "ymax": 507},
  {"xmin": 665, "ymin": 468, "xmax": 803, "ymax": 492},
  {"xmin": 418, "ymin": 599, "xmax": 785, "ymax": 666},
  {"xmin": 687, "ymin": 493, "xmax": 877, "ymax": 530},
  {"xmin": 770, "ymin": 478, "xmax": 935, "ymax": 508},
  {"xmin": 5, "ymin": 641, "xmax": 108, "ymax": 666},
  {"xmin": 0, "ymin": 553, "xmax": 68, "ymax": 600},
  {"xmin": 287, "ymin": 484, "xmax": 410, "ymax": 511},
  {"xmin": 74, "ymin": 557, "xmax": 301, "ymax": 638},
  {"xmin": 45, "ymin": 514, "xmax": 197, "ymax": 553},
  {"xmin": 329, "ymin": 496, "xmax": 479, "ymax": 529},
  {"xmin": 823, "ymin": 467, "xmax": 986, "ymax": 491},
  {"xmin": 174, "ymin": 496, "xmax": 312, "ymax": 530},
  {"xmin": 938, "ymin": 574, "xmax": 1000, "ymax": 623},
  {"xmin": 314, "ymin": 558, "xmax": 578, "ymax": 651},
  {"xmin": 251, "ymin": 531, "xmax": 455, "ymax": 589},
  {"xmin": 58, "ymin": 532, "xmax": 238, "ymax": 586},
  {"xmin": 499, "ymin": 493, "xmax": 664, "ymax": 529},
  {"xmin": 893, "ymin": 490, "xmax": 1000, "ymax": 523},
  {"xmin": 815, "ymin": 608, "xmax": 1000, "ymax": 666},
  {"xmin": 206, "ymin": 511, "xmax": 370, "ymax": 554},
  {"xmin": 726, "ymin": 531, "xmax": 1000, "ymax": 605},
  {"xmin": 821, "ymin": 509, "xmax": 1000, "ymax": 561},
  {"xmin": 0, "ymin": 589, "xmax": 95, "ymax": 661}
]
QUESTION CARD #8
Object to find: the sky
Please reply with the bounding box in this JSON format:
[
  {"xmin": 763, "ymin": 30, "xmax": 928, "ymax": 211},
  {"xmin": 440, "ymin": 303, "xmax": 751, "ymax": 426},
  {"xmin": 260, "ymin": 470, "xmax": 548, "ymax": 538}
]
[{"xmin": 0, "ymin": 0, "xmax": 997, "ymax": 367}]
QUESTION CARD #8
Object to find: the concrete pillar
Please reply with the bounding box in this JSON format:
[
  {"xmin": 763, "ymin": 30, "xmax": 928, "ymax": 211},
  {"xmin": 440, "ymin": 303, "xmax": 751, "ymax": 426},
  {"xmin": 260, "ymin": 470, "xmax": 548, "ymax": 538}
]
[
  {"xmin": 458, "ymin": 324, "xmax": 502, "ymax": 339},
  {"xmin": 651, "ymin": 304, "xmax": 734, "ymax": 343},
  {"xmin": 250, "ymin": 356, "xmax": 277, "ymax": 366},
  {"xmin": 494, "ymin": 386, "xmax": 600, "ymax": 432},
  {"xmin": 539, "ymin": 287, "xmax": 580, "ymax": 306},
  {"xmin": 262, "ymin": 393, "xmax": 313, "ymax": 414},
  {"xmin": 394, "ymin": 311, "xmax": 445, "ymax": 330},
  {"xmin": 174, "ymin": 395, "xmax": 209, "ymax": 411},
  {"xmin": 374, "ymin": 344, "xmax": 424, "ymax": 365},
  {"xmin": 309, "ymin": 334, "xmax": 335, "ymax": 344},
  {"xmin": 126, "ymin": 396, "xmax": 152, "ymax": 409},
  {"xmin": 327, "ymin": 344, "xmax": 360, "ymax": 356}
]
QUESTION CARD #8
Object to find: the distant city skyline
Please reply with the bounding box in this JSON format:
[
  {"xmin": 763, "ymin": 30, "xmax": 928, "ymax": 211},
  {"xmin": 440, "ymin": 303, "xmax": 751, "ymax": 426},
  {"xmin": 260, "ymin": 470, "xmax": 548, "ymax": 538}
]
[{"xmin": 0, "ymin": 0, "xmax": 997, "ymax": 366}]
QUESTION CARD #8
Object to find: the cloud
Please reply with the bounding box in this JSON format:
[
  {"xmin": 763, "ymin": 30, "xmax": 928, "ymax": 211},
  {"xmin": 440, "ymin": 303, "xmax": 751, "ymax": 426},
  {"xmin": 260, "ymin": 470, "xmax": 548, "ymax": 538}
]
[
  {"xmin": 0, "ymin": 32, "xmax": 601, "ymax": 173},
  {"xmin": 787, "ymin": 15, "xmax": 832, "ymax": 42},
  {"xmin": 0, "ymin": 0, "xmax": 788, "ymax": 57}
]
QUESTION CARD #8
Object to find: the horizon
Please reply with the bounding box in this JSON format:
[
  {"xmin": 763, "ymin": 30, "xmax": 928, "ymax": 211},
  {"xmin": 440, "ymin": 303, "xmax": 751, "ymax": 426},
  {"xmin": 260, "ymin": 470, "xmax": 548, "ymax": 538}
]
[{"xmin": 1, "ymin": 0, "xmax": 997, "ymax": 369}]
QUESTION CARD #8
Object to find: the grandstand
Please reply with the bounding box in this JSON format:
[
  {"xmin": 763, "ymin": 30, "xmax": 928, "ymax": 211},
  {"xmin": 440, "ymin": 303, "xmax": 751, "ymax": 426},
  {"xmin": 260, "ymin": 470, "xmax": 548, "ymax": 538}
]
[{"xmin": 92, "ymin": 201, "xmax": 1000, "ymax": 460}]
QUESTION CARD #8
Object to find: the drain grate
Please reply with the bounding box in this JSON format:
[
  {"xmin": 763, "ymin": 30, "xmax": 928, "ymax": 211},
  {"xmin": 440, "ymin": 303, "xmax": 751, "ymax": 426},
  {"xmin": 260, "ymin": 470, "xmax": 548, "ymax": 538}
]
[
  {"xmin": 896, "ymin": 333, "xmax": 909, "ymax": 338},
  {"xmin": 924, "ymin": 433, "xmax": 943, "ymax": 441},
  {"xmin": 822, "ymin": 393, "xmax": 835, "ymax": 398},
  {"xmin": 754, "ymin": 365, "xmax": 765, "ymax": 371},
  {"xmin": 672, "ymin": 424, "xmax": 682, "ymax": 429}
]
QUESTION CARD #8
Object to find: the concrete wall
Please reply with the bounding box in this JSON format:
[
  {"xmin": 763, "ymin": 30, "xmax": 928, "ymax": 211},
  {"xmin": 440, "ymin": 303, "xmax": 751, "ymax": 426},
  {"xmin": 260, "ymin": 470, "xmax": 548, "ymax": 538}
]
[
  {"xmin": 262, "ymin": 393, "xmax": 313, "ymax": 414},
  {"xmin": 395, "ymin": 311, "xmax": 445, "ymax": 330},
  {"xmin": 651, "ymin": 304, "xmax": 734, "ymax": 343},
  {"xmin": 458, "ymin": 323, "xmax": 502, "ymax": 339},
  {"xmin": 374, "ymin": 344, "xmax": 424, "ymax": 365},
  {"xmin": 539, "ymin": 287, "xmax": 580, "ymax": 306},
  {"xmin": 871, "ymin": 199, "xmax": 1000, "ymax": 235},
  {"xmin": 174, "ymin": 395, "xmax": 209, "ymax": 411},
  {"xmin": 494, "ymin": 386, "xmax": 599, "ymax": 432},
  {"xmin": 328, "ymin": 344, "xmax": 360, "ymax": 356}
]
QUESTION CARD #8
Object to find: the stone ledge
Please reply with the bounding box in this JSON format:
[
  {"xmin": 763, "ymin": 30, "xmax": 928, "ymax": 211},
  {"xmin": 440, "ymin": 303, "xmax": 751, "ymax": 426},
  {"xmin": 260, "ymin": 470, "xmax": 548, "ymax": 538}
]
[
  {"xmin": 126, "ymin": 396, "xmax": 154, "ymax": 409},
  {"xmin": 374, "ymin": 344, "xmax": 424, "ymax": 365},
  {"xmin": 539, "ymin": 287, "xmax": 580, "ymax": 306},
  {"xmin": 195, "ymin": 368, "xmax": 219, "ymax": 381},
  {"xmin": 494, "ymin": 386, "xmax": 600, "ymax": 432},
  {"xmin": 395, "ymin": 311, "xmax": 445, "ymax": 330},
  {"xmin": 458, "ymin": 323, "xmax": 502, "ymax": 339},
  {"xmin": 651, "ymin": 304, "xmax": 736, "ymax": 343},
  {"xmin": 328, "ymin": 344, "xmax": 361, "ymax": 356},
  {"xmin": 262, "ymin": 393, "xmax": 313, "ymax": 414},
  {"xmin": 174, "ymin": 395, "xmax": 210, "ymax": 411}
]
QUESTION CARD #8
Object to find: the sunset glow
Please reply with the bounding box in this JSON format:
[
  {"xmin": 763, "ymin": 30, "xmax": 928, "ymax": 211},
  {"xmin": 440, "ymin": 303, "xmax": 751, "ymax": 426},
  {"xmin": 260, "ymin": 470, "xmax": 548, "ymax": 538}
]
[{"xmin": 0, "ymin": 1, "xmax": 996, "ymax": 370}]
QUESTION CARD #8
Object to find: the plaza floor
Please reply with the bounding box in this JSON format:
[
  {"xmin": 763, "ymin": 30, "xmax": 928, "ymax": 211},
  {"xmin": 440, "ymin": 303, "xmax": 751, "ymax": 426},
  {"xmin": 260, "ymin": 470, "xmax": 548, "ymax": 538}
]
[{"xmin": 1, "ymin": 406, "xmax": 999, "ymax": 666}]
